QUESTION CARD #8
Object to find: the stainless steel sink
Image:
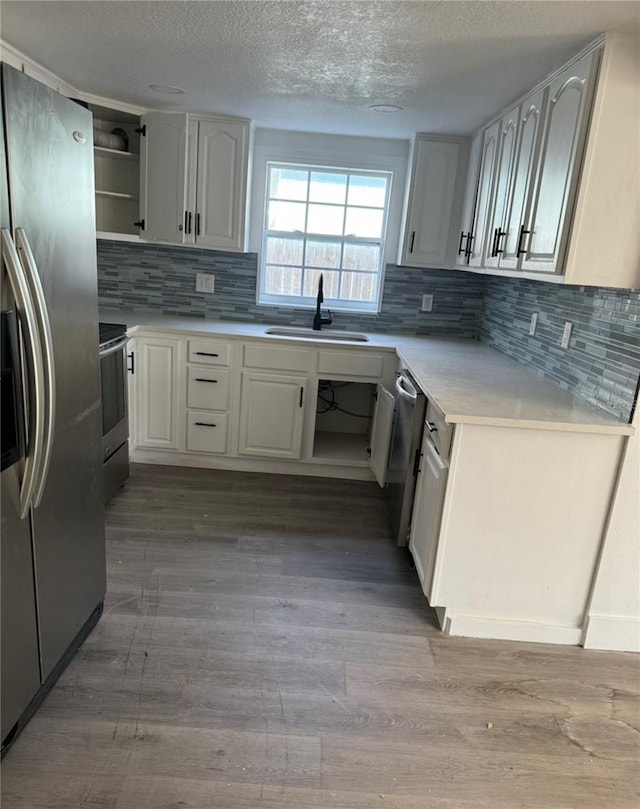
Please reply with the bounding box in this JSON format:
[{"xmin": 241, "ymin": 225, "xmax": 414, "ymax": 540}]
[{"xmin": 265, "ymin": 326, "xmax": 369, "ymax": 342}]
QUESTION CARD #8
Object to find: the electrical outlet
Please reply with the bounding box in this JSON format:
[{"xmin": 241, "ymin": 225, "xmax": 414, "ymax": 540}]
[
  {"xmin": 421, "ymin": 294, "xmax": 433, "ymax": 312},
  {"xmin": 561, "ymin": 321, "xmax": 573, "ymax": 349},
  {"xmin": 529, "ymin": 312, "xmax": 538, "ymax": 336},
  {"xmin": 196, "ymin": 273, "xmax": 215, "ymax": 294}
]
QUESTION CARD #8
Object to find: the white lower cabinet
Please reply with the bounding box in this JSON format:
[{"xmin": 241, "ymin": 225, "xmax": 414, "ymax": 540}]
[
  {"xmin": 135, "ymin": 336, "xmax": 182, "ymax": 450},
  {"xmin": 186, "ymin": 411, "xmax": 228, "ymax": 454},
  {"xmin": 238, "ymin": 371, "xmax": 306, "ymax": 459}
]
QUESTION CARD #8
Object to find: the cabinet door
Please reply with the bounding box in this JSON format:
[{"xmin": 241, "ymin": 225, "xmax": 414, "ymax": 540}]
[
  {"xmin": 521, "ymin": 51, "xmax": 599, "ymax": 274},
  {"xmin": 408, "ymin": 436, "xmax": 448, "ymax": 601},
  {"xmin": 499, "ymin": 88, "xmax": 547, "ymax": 270},
  {"xmin": 467, "ymin": 120, "xmax": 500, "ymax": 268},
  {"xmin": 401, "ymin": 138, "xmax": 461, "ymax": 268},
  {"xmin": 455, "ymin": 130, "xmax": 483, "ymax": 267},
  {"xmin": 136, "ymin": 337, "xmax": 182, "ymax": 450},
  {"xmin": 195, "ymin": 118, "xmax": 249, "ymax": 252},
  {"xmin": 368, "ymin": 383, "xmax": 396, "ymax": 487},
  {"xmin": 140, "ymin": 113, "xmax": 188, "ymax": 243},
  {"xmin": 182, "ymin": 118, "xmax": 199, "ymax": 245},
  {"xmin": 238, "ymin": 371, "xmax": 306, "ymax": 459},
  {"xmin": 484, "ymin": 105, "xmax": 520, "ymax": 269}
]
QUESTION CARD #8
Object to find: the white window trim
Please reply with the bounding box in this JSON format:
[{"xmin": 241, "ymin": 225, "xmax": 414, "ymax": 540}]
[{"xmin": 249, "ymin": 129, "xmax": 410, "ymax": 313}]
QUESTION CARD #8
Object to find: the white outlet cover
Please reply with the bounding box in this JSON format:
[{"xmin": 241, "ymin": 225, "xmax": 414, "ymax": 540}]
[
  {"xmin": 196, "ymin": 273, "xmax": 215, "ymax": 294},
  {"xmin": 561, "ymin": 321, "xmax": 573, "ymax": 349},
  {"xmin": 529, "ymin": 312, "xmax": 538, "ymax": 336},
  {"xmin": 421, "ymin": 294, "xmax": 433, "ymax": 312}
]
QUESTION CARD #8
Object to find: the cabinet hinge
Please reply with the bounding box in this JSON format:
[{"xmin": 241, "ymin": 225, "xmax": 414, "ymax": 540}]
[
  {"xmin": 366, "ymin": 447, "xmax": 372, "ymax": 456},
  {"xmin": 135, "ymin": 124, "xmax": 147, "ymax": 137},
  {"xmin": 134, "ymin": 219, "xmax": 145, "ymax": 230}
]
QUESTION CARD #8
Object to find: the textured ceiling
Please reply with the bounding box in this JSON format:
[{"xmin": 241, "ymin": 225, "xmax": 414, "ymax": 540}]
[{"xmin": 1, "ymin": 1, "xmax": 639, "ymax": 137}]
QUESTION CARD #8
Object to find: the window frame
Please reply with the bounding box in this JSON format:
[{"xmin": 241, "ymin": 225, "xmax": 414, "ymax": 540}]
[
  {"xmin": 260, "ymin": 162, "xmax": 392, "ymax": 313},
  {"xmin": 249, "ymin": 129, "xmax": 410, "ymax": 314}
]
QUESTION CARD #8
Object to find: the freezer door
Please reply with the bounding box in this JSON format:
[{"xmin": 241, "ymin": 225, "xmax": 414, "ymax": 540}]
[{"xmin": 3, "ymin": 65, "xmax": 106, "ymax": 679}]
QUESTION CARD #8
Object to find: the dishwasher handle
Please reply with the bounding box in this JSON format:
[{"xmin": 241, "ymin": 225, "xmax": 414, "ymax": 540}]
[{"xmin": 394, "ymin": 373, "xmax": 418, "ymax": 402}]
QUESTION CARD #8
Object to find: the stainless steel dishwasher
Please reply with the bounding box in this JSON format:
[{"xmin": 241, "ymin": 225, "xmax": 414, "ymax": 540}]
[{"xmin": 386, "ymin": 369, "xmax": 427, "ymax": 546}]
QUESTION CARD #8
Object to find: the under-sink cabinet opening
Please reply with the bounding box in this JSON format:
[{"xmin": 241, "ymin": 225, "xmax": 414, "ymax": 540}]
[{"xmin": 312, "ymin": 380, "xmax": 377, "ymax": 464}]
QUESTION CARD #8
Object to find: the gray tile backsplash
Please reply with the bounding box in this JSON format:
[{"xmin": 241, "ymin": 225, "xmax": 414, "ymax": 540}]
[
  {"xmin": 97, "ymin": 241, "xmax": 484, "ymax": 337},
  {"xmin": 97, "ymin": 241, "xmax": 640, "ymax": 422},
  {"xmin": 479, "ymin": 277, "xmax": 640, "ymax": 421}
]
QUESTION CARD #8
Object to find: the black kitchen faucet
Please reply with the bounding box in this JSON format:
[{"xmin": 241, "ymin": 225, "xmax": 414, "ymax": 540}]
[{"xmin": 312, "ymin": 273, "xmax": 333, "ymax": 330}]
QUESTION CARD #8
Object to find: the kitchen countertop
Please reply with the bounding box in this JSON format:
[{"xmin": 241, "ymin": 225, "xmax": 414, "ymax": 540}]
[{"xmin": 101, "ymin": 308, "xmax": 634, "ymax": 437}]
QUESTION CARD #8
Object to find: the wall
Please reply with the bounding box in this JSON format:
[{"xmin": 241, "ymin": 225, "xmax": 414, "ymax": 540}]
[
  {"xmin": 480, "ymin": 276, "xmax": 640, "ymax": 422},
  {"xmin": 97, "ymin": 241, "xmax": 484, "ymax": 337}
]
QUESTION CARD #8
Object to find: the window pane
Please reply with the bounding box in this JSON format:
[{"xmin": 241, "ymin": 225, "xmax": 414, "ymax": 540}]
[
  {"xmin": 340, "ymin": 272, "xmax": 377, "ymax": 302},
  {"xmin": 268, "ymin": 200, "xmax": 306, "ymax": 231},
  {"xmin": 266, "ymin": 236, "xmax": 303, "ymax": 266},
  {"xmin": 269, "ymin": 167, "xmax": 308, "ymax": 201},
  {"xmin": 344, "ymin": 207, "xmax": 384, "ymax": 238},
  {"xmin": 303, "ymin": 269, "xmax": 339, "ymax": 298},
  {"xmin": 306, "ymin": 240, "xmax": 341, "ymax": 269},
  {"xmin": 309, "ymin": 172, "xmax": 347, "ymax": 204},
  {"xmin": 343, "ymin": 243, "xmax": 380, "ymax": 271},
  {"xmin": 347, "ymin": 174, "xmax": 388, "ymax": 208},
  {"xmin": 265, "ymin": 265, "xmax": 302, "ymax": 296},
  {"xmin": 307, "ymin": 204, "xmax": 344, "ymax": 235}
]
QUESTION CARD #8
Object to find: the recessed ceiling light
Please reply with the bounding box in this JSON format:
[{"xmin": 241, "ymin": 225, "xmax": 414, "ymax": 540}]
[
  {"xmin": 369, "ymin": 104, "xmax": 404, "ymax": 114},
  {"xmin": 149, "ymin": 84, "xmax": 186, "ymax": 95}
]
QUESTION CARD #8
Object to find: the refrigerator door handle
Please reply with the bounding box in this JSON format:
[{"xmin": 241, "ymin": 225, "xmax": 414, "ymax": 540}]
[
  {"xmin": 15, "ymin": 228, "xmax": 56, "ymax": 509},
  {"xmin": 1, "ymin": 228, "xmax": 45, "ymax": 518}
]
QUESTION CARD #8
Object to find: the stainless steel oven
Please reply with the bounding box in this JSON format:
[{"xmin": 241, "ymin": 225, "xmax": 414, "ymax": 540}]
[{"xmin": 99, "ymin": 322, "xmax": 130, "ymax": 502}]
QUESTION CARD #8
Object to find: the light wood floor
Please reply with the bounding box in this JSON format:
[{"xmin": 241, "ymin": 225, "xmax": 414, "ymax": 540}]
[{"xmin": 2, "ymin": 463, "xmax": 639, "ymax": 808}]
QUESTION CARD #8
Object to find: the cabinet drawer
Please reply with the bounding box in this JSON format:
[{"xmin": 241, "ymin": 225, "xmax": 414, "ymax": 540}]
[
  {"xmin": 318, "ymin": 350, "xmax": 384, "ymax": 379},
  {"xmin": 243, "ymin": 343, "xmax": 312, "ymax": 372},
  {"xmin": 425, "ymin": 400, "xmax": 453, "ymax": 461},
  {"xmin": 188, "ymin": 339, "xmax": 231, "ymax": 366},
  {"xmin": 187, "ymin": 367, "xmax": 229, "ymax": 410},
  {"xmin": 186, "ymin": 411, "xmax": 228, "ymax": 454}
]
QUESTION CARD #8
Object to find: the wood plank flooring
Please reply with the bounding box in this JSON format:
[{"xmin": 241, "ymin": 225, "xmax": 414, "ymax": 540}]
[{"xmin": 2, "ymin": 463, "xmax": 639, "ymax": 808}]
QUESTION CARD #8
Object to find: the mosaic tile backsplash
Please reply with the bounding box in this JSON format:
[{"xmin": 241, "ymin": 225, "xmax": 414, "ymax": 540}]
[
  {"xmin": 97, "ymin": 241, "xmax": 484, "ymax": 337},
  {"xmin": 97, "ymin": 241, "xmax": 640, "ymax": 421},
  {"xmin": 479, "ymin": 277, "xmax": 640, "ymax": 421}
]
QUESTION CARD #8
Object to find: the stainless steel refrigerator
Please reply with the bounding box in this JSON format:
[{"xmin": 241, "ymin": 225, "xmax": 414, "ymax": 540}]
[{"xmin": 1, "ymin": 63, "xmax": 106, "ymax": 753}]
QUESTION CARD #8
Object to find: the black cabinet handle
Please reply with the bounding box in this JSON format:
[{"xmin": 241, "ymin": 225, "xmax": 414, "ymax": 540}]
[
  {"xmin": 183, "ymin": 211, "xmax": 188, "ymax": 233},
  {"xmin": 412, "ymin": 449, "xmax": 422, "ymax": 477},
  {"xmin": 490, "ymin": 227, "xmax": 499, "ymax": 258},
  {"xmin": 194, "ymin": 421, "xmax": 217, "ymax": 428},
  {"xmin": 195, "ymin": 351, "xmax": 219, "ymax": 357},
  {"xmin": 127, "ymin": 351, "xmax": 135, "ymax": 374},
  {"xmin": 464, "ymin": 232, "xmax": 474, "ymax": 261},
  {"xmin": 516, "ymin": 225, "xmax": 531, "ymax": 257},
  {"xmin": 187, "ymin": 211, "xmax": 193, "ymax": 234},
  {"xmin": 457, "ymin": 231, "xmax": 466, "ymax": 256},
  {"xmin": 425, "ymin": 421, "xmax": 438, "ymax": 433},
  {"xmin": 196, "ymin": 212, "xmax": 201, "ymax": 236},
  {"xmin": 195, "ymin": 377, "xmax": 218, "ymax": 383},
  {"xmin": 495, "ymin": 229, "xmax": 506, "ymax": 255},
  {"xmin": 409, "ymin": 230, "xmax": 416, "ymax": 253},
  {"xmin": 299, "ymin": 387, "xmax": 304, "ymax": 408}
]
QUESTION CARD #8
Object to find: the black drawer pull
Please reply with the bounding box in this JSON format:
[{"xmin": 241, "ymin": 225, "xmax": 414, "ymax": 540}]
[
  {"xmin": 195, "ymin": 377, "xmax": 218, "ymax": 383},
  {"xmin": 194, "ymin": 421, "xmax": 216, "ymax": 428},
  {"xmin": 516, "ymin": 225, "xmax": 531, "ymax": 257},
  {"xmin": 195, "ymin": 351, "xmax": 219, "ymax": 357}
]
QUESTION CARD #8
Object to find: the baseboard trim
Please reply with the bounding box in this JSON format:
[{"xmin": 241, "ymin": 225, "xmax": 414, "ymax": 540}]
[
  {"xmin": 130, "ymin": 448, "xmax": 376, "ymax": 482},
  {"xmin": 443, "ymin": 614, "xmax": 583, "ymax": 646},
  {"xmin": 583, "ymin": 614, "xmax": 640, "ymax": 652}
]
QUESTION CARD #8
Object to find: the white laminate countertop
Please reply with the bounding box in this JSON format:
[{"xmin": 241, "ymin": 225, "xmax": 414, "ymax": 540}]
[{"xmin": 102, "ymin": 308, "xmax": 635, "ymax": 436}]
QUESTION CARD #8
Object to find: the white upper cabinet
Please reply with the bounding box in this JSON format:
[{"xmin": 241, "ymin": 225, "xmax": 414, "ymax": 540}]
[
  {"xmin": 455, "ymin": 131, "xmax": 483, "ymax": 267},
  {"xmin": 140, "ymin": 112, "xmax": 250, "ymax": 252},
  {"xmin": 467, "ymin": 120, "xmax": 500, "ymax": 268},
  {"xmin": 399, "ymin": 136, "xmax": 466, "ymax": 268},
  {"xmin": 521, "ymin": 50, "xmax": 599, "ymax": 275}
]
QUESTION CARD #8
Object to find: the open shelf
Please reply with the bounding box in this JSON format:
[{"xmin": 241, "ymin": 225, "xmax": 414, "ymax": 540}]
[
  {"xmin": 313, "ymin": 431, "xmax": 370, "ymax": 464},
  {"xmin": 94, "ymin": 146, "xmax": 139, "ymax": 161},
  {"xmin": 95, "ymin": 189, "xmax": 138, "ymax": 200}
]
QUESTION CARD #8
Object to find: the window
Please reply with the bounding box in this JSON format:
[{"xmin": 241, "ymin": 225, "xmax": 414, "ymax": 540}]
[{"xmin": 258, "ymin": 163, "xmax": 392, "ymax": 312}]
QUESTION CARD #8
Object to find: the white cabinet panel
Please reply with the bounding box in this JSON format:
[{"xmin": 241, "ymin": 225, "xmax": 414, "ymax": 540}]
[
  {"xmin": 521, "ymin": 51, "xmax": 599, "ymax": 274},
  {"xmin": 455, "ymin": 131, "xmax": 483, "ymax": 267},
  {"xmin": 186, "ymin": 411, "xmax": 228, "ymax": 454},
  {"xmin": 187, "ymin": 367, "xmax": 230, "ymax": 411},
  {"xmin": 484, "ymin": 105, "xmax": 520, "ymax": 269},
  {"xmin": 368, "ymin": 383, "xmax": 395, "ymax": 487},
  {"xmin": 401, "ymin": 137, "xmax": 462, "ymax": 268},
  {"xmin": 409, "ymin": 435, "xmax": 449, "ymax": 600},
  {"xmin": 187, "ymin": 339, "xmax": 231, "ymax": 366},
  {"xmin": 317, "ymin": 350, "xmax": 383, "ymax": 379},
  {"xmin": 239, "ymin": 371, "xmax": 306, "ymax": 459},
  {"xmin": 136, "ymin": 337, "xmax": 182, "ymax": 450}
]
